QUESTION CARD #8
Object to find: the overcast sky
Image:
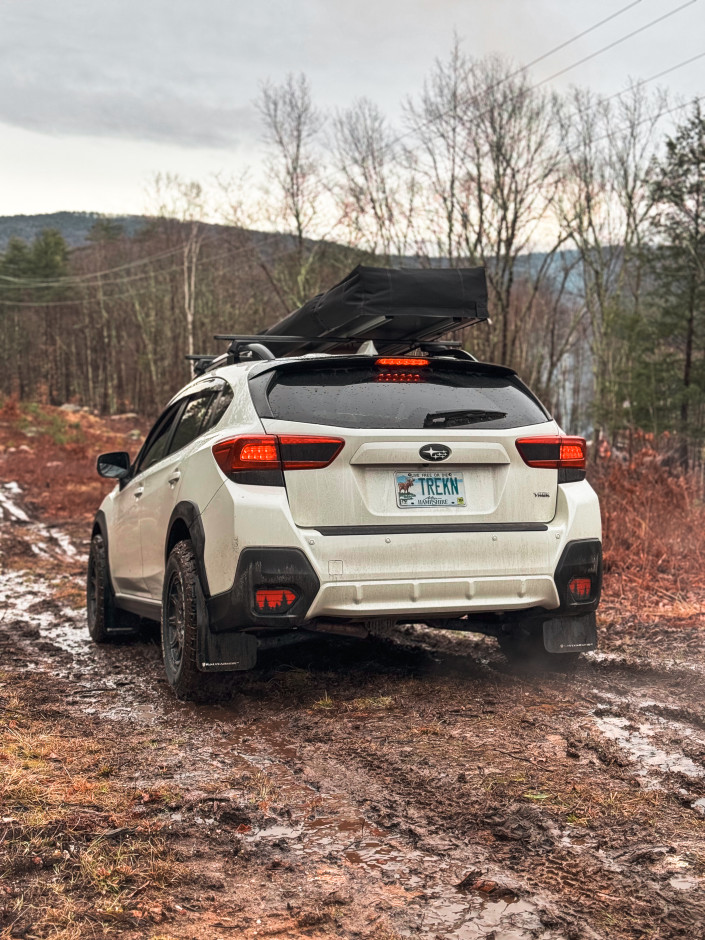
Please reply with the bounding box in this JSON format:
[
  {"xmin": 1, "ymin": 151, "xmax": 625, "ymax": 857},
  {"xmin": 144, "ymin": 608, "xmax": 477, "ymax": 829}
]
[{"xmin": 0, "ymin": 0, "xmax": 703, "ymax": 217}]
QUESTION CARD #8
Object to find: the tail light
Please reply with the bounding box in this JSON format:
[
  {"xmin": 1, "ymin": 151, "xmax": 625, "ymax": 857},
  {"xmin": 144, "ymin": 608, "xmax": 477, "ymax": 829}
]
[
  {"xmin": 212, "ymin": 435, "xmax": 344, "ymax": 477},
  {"xmin": 515, "ymin": 436, "xmax": 586, "ymax": 470}
]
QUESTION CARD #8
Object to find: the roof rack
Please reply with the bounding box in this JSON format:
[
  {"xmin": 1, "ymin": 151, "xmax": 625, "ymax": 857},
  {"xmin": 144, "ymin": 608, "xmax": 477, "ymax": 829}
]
[{"xmin": 186, "ymin": 265, "xmax": 488, "ymax": 372}]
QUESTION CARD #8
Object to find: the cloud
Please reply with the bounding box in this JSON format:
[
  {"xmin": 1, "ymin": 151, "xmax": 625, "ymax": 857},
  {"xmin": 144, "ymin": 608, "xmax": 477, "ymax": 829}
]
[
  {"xmin": 0, "ymin": 0, "xmax": 264, "ymax": 147},
  {"xmin": 0, "ymin": 0, "xmax": 701, "ymax": 152}
]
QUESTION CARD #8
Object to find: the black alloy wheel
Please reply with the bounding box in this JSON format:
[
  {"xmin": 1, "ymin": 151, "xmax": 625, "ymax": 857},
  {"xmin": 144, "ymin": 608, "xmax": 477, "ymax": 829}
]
[{"xmin": 161, "ymin": 540, "xmax": 205, "ymax": 699}]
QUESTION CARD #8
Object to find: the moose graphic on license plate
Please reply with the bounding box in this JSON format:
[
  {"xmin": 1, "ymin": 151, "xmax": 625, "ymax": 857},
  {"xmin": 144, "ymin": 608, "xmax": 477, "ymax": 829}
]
[{"xmin": 395, "ymin": 470, "xmax": 466, "ymax": 508}]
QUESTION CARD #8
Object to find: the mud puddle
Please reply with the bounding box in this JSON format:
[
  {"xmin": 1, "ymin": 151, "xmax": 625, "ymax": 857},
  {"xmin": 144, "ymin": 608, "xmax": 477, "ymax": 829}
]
[{"xmin": 593, "ymin": 713, "xmax": 705, "ymax": 782}]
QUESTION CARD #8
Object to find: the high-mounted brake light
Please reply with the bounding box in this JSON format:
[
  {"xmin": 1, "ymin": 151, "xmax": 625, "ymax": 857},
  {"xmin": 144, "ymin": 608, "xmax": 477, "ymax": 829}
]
[
  {"xmin": 375, "ymin": 357, "xmax": 430, "ymax": 367},
  {"xmin": 515, "ymin": 436, "xmax": 587, "ymax": 470},
  {"xmin": 212, "ymin": 435, "xmax": 344, "ymax": 476},
  {"xmin": 375, "ymin": 372, "xmax": 424, "ymax": 383}
]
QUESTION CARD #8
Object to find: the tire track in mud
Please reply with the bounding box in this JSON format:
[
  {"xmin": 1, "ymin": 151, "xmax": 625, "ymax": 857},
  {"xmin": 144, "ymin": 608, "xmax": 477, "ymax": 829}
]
[{"xmin": 2, "ymin": 492, "xmax": 705, "ymax": 939}]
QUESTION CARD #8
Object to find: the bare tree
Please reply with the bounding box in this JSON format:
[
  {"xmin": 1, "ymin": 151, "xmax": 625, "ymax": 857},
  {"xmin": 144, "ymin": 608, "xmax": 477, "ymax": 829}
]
[
  {"xmin": 148, "ymin": 173, "xmax": 208, "ymax": 365},
  {"xmin": 557, "ymin": 84, "xmax": 667, "ymax": 442},
  {"xmin": 258, "ymin": 73, "xmax": 324, "ymax": 304},
  {"xmin": 332, "ymin": 98, "xmax": 417, "ymax": 261},
  {"xmin": 404, "ymin": 38, "xmax": 469, "ymax": 264}
]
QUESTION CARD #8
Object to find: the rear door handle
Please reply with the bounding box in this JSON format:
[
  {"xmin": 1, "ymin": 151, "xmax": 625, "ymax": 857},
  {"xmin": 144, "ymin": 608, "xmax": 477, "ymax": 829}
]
[
  {"xmin": 134, "ymin": 486, "xmax": 144, "ymax": 499},
  {"xmin": 168, "ymin": 471, "xmax": 181, "ymax": 486}
]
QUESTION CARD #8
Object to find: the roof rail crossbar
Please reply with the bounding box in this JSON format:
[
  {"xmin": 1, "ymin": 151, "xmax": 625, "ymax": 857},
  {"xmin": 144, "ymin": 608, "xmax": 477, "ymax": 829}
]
[{"xmin": 185, "ymin": 354, "xmax": 218, "ymax": 376}]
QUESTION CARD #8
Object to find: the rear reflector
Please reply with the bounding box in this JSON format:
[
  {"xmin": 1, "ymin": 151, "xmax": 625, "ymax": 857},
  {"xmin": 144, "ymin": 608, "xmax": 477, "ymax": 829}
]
[
  {"xmin": 568, "ymin": 577, "xmax": 592, "ymax": 602},
  {"xmin": 515, "ymin": 436, "xmax": 587, "ymax": 470},
  {"xmin": 376, "ymin": 357, "xmax": 430, "ymax": 367},
  {"xmin": 255, "ymin": 588, "xmax": 297, "ymax": 612},
  {"xmin": 213, "ymin": 435, "xmax": 344, "ymax": 475}
]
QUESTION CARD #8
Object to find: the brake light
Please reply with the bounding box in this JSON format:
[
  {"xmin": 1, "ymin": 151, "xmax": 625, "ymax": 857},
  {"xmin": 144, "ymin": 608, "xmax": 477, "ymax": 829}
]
[
  {"xmin": 212, "ymin": 435, "xmax": 344, "ymax": 475},
  {"xmin": 255, "ymin": 588, "xmax": 297, "ymax": 612},
  {"xmin": 376, "ymin": 358, "xmax": 429, "ymax": 367},
  {"xmin": 240, "ymin": 441, "xmax": 279, "ymax": 462},
  {"xmin": 212, "ymin": 436, "xmax": 281, "ymax": 474},
  {"xmin": 515, "ymin": 436, "xmax": 586, "ymax": 470},
  {"xmin": 375, "ymin": 372, "xmax": 424, "ymax": 383}
]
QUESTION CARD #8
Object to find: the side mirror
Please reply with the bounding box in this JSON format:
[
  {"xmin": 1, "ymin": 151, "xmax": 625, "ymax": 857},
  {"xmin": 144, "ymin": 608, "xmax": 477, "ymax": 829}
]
[{"xmin": 97, "ymin": 452, "xmax": 131, "ymax": 479}]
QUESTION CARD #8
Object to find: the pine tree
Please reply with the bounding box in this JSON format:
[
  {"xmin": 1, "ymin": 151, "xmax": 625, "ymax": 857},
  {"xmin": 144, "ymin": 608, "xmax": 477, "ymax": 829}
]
[{"xmin": 649, "ymin": 101, "xmax": 705, "ymax": 467}]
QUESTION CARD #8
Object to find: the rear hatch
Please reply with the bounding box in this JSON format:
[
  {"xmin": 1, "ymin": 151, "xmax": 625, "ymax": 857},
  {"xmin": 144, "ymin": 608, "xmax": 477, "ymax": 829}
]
[{"xmin": 249, "ymin": 356, "xmax": 560, "ymax": 530}]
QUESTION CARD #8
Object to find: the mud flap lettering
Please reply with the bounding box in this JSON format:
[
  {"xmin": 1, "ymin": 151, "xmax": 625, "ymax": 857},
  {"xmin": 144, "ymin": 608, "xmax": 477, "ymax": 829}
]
[
  {"xmin": 199, "ymin": 627, "xmax": 258, "ymax": 672},
  {"xmin": 195, "ymin": 568, "xmax": 258, "ymax": 671},
  {"xmin": 543, "ymin": 612, "xmax": 596, "ymax": 653}
]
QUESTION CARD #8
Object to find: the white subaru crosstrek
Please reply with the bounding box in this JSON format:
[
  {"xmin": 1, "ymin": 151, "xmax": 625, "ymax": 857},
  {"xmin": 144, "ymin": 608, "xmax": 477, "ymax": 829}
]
[{"xmin": 88, "ymin": 266, "xmax": 602, "ymax": 698}]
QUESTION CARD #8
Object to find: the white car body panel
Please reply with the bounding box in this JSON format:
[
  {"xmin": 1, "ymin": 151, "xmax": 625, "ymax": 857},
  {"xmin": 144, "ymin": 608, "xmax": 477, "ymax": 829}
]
[
  {"xmin": 96, "ymin": 357, "xmax": 602, "ymax": 627},
  {"xmin": 263, "ymin": 418, "xmax": 562, "ymax": 528}
]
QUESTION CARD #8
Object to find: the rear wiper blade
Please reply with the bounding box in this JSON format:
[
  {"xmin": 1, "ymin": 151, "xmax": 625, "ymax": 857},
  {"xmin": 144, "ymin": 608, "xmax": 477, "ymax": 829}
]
[{"xmin": 423, "ymin": 409, "xmax": 507, "ymax": 428}]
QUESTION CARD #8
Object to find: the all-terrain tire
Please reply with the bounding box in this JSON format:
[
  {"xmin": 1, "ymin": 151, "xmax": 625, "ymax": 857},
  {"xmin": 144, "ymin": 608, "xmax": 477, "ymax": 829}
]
[
  {"xmin": 162, "ymin": 539, "xmax": 218, "ymax": 701},
  {"xmin": 497, "ymin": 623, "xmax": 581, "ymax": 672},
  {"xmin": 86, "ymin": 533, "xmax": 139, "ymax": 643}
]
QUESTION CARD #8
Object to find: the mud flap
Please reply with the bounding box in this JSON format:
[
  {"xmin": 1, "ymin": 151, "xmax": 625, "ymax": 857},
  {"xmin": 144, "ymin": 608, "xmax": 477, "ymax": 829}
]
[
  {"xmin": 543, "ymin": 612, "xmax": 597, "ymax": 653},
  {"xmin": 195, "ymin": 575, "xmax": 258, "ymax": 672}
]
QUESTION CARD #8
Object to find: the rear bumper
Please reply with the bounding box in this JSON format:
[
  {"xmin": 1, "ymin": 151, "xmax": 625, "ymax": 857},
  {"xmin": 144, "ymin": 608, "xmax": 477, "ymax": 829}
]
[
  {"xmin": 307, "ymin": 573, "xmax": 559, "ymax": 618},
  {"xmin": 200, "ymin": 477, "xmax": 601, "ymax": 629}
]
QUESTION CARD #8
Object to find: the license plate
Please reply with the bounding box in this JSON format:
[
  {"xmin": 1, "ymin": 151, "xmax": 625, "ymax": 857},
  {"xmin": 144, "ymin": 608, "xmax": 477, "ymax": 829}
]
[{"xmin": 395, "ymin": 470, "xmax": 466, "ymax": 508}]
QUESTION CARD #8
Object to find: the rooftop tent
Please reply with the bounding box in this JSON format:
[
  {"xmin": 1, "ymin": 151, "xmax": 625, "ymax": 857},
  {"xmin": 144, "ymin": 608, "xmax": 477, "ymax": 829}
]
[{"xmin": 259, "ymin": 265, "xmax": 488, "ymax": 356}]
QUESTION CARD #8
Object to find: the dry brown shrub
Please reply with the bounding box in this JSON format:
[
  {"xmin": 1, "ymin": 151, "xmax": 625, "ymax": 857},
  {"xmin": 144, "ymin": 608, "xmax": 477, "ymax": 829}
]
[{"xmin": 592, "ymin": 446, "xmax": 705, "ymax": 614}]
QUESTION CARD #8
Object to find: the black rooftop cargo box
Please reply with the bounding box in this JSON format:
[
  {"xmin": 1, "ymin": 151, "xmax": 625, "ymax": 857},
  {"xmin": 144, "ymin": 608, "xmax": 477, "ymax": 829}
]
[{"xmin": 260, "ymin": 265, "xmax": 488, "ymax": 356}]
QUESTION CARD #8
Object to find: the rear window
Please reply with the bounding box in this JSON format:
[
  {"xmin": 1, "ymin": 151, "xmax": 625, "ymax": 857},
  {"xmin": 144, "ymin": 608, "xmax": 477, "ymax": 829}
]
[{"xmin": 251, "ymin": 361, "xmax": 550, "ymax": 430}]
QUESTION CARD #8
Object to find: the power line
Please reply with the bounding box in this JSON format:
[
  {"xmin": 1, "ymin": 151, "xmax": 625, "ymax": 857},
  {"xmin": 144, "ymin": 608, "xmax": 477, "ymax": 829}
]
[
  {"xmin": 0, "ymin": 0, "xmax": 673, "ymax": 290},
  {"xmin": 521, "ymin": 0, "xmax": 645, "ymax": 73},
  {"xmin": 535, "ymin": 0, "xmax": 699, "ymax": 89}
]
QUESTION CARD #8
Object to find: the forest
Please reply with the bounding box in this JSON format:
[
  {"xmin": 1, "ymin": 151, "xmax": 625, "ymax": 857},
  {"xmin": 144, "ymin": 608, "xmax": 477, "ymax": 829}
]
[{"xmin": 0, "ymin": 47, "xmax": 703, "ymax": 465}]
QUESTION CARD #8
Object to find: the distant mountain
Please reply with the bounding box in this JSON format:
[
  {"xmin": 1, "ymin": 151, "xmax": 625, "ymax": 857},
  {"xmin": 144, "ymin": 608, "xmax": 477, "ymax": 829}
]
[{"xmin": 0, "ymin": 212, "xmax": 149, "ymax": 250}]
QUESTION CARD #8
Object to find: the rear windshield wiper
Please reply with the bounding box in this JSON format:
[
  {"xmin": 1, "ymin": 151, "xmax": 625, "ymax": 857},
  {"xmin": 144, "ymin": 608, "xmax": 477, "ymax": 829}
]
[{"xmin": 423, "ymin": 409, "xmax": 507, "ymax": 428}]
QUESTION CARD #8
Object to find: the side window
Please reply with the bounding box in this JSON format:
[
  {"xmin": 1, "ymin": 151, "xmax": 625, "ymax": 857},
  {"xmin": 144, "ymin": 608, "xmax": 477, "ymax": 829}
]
[
  {"xmin": 168, "ymin": 391, "xmax": 217, "ymax": 455},
  {"xmin": 135, "ymin": 403, "xmax": 182, "ymax": 474},
  {"xmin": 203, "ymin": 385, "xmax": 234, "ymax": 431}
]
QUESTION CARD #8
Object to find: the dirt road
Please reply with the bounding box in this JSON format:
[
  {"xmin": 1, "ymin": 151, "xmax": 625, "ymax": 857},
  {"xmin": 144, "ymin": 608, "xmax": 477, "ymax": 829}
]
[{"xmin": 2, "ymin": 480, "xmax": 705, "ymax": 940}]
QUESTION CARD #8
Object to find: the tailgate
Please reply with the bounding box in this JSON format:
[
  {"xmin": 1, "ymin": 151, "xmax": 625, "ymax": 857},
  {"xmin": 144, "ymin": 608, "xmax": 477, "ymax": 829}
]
[
  {"xmin": 261, "ymin": 420, "xmax": 559, "ymax": 528},
  {"xmin": 249, "ymin": 356, "xmax": 561, "ymax": 531}
]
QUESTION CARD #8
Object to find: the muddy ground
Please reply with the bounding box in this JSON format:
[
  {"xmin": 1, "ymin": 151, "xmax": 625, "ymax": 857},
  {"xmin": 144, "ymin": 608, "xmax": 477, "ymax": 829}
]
[{"xmin": 1, "ymin": 477, "xmax": 705, "ymax": 940}]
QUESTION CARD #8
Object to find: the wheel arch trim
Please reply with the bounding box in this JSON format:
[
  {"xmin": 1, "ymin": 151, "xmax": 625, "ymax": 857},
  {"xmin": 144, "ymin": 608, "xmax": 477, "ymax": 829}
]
[
  {"xmin": 91, "ymin": 510, "xmax": 119, "ymax": 597},
  {"xmin": 165, "ymin": 501, "xmax": 210, "ymax": 597}
]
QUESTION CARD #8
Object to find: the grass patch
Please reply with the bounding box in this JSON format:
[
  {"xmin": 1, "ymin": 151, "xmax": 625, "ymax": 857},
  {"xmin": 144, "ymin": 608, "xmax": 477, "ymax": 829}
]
[
  {"xmin": 0, "ymin": 684, "xmax": 183, "ymax": 937},
  {"xmin": 351, "ymin": 695, "xmax": 394, "ymax": 710}
]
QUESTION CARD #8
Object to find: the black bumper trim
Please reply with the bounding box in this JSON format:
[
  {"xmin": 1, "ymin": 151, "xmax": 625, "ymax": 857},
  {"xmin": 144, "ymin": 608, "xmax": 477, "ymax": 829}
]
[
  {"xmin": 307, "ymin": 522, "xmax": 549, "ymax": 536},
  {"xmin": 207, "ymin": 546, "xmax": 320, "ymax": 633}
]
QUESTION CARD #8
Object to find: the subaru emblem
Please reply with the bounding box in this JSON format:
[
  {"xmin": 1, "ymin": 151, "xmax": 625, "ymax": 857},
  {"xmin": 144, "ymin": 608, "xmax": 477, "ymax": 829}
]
[{"xmin": 419, "ymin": 443, "xmax": 451, "ymax": 462}]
